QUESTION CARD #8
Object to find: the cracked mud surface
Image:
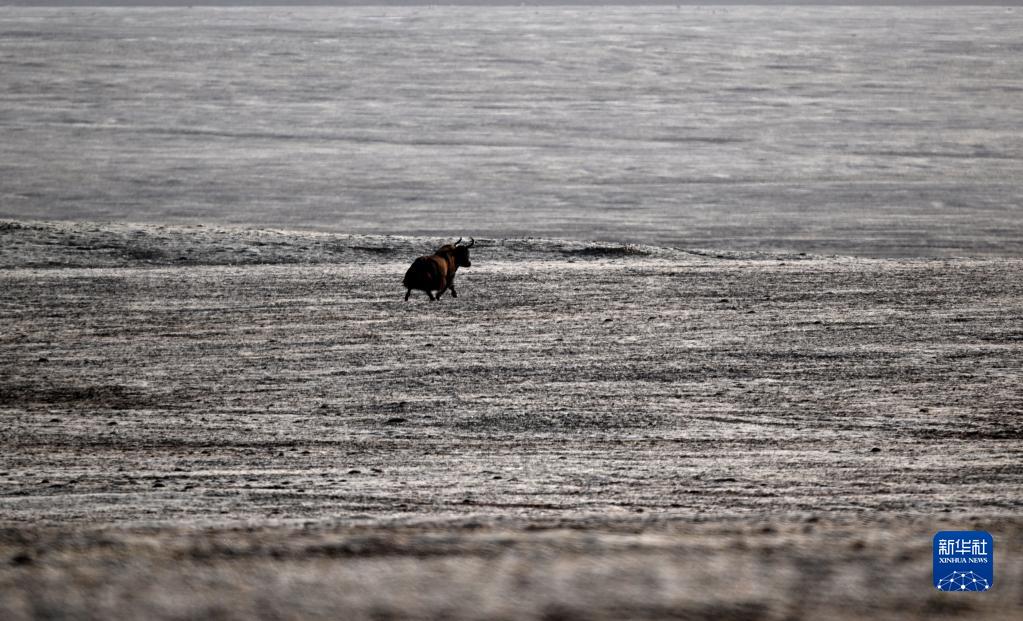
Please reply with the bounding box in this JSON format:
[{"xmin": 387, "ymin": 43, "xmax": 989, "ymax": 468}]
[{"xmin": 1, "ymin": 221, "xmax": 1021, "ymax": 619}]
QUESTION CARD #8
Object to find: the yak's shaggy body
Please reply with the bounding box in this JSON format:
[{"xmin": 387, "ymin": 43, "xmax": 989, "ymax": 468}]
[{"xmin": 403, "ymin": 238, "xmax": 474, "ymax": 301}]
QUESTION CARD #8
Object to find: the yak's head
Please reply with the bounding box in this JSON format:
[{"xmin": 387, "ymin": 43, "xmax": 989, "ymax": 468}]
[{"xmin": 450, "ymin": 237, "xmax": 475, "ymax": 268}]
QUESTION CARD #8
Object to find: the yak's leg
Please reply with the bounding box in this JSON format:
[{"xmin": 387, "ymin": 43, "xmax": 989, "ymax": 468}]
[
  {"xmin": 436, "ymin": 286, "xmax": 447, "ymax": 300},
  {"xmin": 449, "ymin": 286, "xmax": 458, "ymax": 299},
  {"xmin": 427, "ymin": 290, "xmax": 436, "ymax": 301},
  {"xmin": 405, "ymin": 289, "xmax": 412, "ymax": 301}
]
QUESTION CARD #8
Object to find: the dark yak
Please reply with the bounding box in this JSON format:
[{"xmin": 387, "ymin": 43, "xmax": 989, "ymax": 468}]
[{"xmin": 403, "ymin": 237, "xmax": 475, "ymax": 301}]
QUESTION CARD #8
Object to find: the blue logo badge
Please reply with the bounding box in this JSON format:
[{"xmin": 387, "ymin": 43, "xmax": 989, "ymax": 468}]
[{"xmin": 933, "ymin": 531, "xmax": 993, "ymax": 591}]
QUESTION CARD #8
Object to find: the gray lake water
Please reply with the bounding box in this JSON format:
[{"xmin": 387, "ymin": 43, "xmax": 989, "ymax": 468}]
[{"xmin": 1, "ymin": 6, "xmax": 1021, "ymax": 256}]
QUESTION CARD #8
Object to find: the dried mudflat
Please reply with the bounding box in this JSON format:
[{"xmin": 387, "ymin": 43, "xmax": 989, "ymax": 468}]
[{"xmin": 1, "ymin": 221, "xmax": 1021, "ymax": 620}]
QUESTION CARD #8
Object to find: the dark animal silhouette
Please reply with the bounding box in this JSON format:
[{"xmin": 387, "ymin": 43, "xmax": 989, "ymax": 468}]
[{"xmin": 403, "ymin": 238, "xmax": 475, "ymax": 301}]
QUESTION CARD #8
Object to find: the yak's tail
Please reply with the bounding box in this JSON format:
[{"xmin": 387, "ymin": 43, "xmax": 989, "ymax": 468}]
[{"xmin": 403, "ymin": 257, "xmax": 441, "ymax": 290}]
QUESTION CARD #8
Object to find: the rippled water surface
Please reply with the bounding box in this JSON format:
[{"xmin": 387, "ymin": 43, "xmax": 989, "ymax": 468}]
[{"xmin": 1, "ymin": 6, "xmax": 1021, "ymax": 255}]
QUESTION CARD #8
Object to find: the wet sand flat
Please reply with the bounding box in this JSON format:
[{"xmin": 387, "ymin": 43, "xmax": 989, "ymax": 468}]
[
  {"xmin": 1, "ymin": 221, "xmax": 1021, "ymax": 619},
  {"xmin": 3, "ymin": 7, "xmax": 1023, "ymax": 258}
]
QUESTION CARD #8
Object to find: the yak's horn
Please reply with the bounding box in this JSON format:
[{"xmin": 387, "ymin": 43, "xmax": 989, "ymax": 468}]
[
  {"xmin": 467, "ymin": 237, "xmax": 475, "ymax": 248},
  {"xmin": 454, "ymin": 237, "xmax": 463, "ymax": 246}
]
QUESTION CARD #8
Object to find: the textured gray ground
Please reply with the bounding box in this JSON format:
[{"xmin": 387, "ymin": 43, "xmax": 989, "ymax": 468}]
[{"xmin": 1, "ymin": 221, "xmax": 1021, "ymax": 619}]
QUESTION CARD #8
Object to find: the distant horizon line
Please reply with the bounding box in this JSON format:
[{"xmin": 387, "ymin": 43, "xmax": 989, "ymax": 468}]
[{"xmin": 7, "ymin": 1, "xmax": 1023, "ymax": 7}]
